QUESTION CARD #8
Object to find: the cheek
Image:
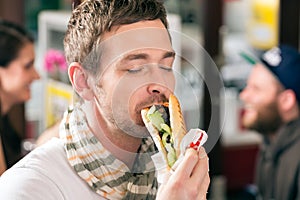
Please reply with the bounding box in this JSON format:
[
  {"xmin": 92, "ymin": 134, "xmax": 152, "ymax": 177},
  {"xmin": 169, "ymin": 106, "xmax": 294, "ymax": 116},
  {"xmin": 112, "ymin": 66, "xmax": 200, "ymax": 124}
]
[
  {"xmin": 109, "ymin": 83, "xmax": 133, "ymax": 121},
  {"xmin": 109, "ymin": 75, "xmax": 145, "ymax": 109},
  {"xmin": 1, "ymin": 74, "xmax": 21, "ymax": 91},
  {"xmin": 241, "ymin": 97, "xmax": 262, "ymax": 125},
  {"xmin": 242, "ymin": 96, "xmax": 273, "ymax": 126},
  {"xmin": 127, "ymin": 90, "xmax": 147, "ymax": 125},
  {"xmin": 10, "ymin": 71, "xmax": 32, "ymax": 91},
  {"xmin": 242, "ymin": 90, "xmax": 271, "ymax": 113},
  {"xmin": 127, "ymin": 91, "xmax": 142, "ymax": 117}
]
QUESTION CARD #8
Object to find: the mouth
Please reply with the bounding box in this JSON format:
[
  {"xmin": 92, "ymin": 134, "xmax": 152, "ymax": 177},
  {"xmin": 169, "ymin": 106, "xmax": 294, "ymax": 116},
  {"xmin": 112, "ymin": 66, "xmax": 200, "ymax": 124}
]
[
  {"xmin": 139, "ymin": 94, "xmax": 169, "ymax": 109},
  {"xmin": 24, "ymin": 86, "xmax": 31, "ymax": 94},
  {"xmin": 242, "ymin": 104, "xmax": 257, "ymax": 119},
  {"xmin": 140, "ymin": 101, "xmax": 169, "ymax": 111},
  {"xmin": 243, "ymin": 103, "xmax": 255, "ymax": 111}
]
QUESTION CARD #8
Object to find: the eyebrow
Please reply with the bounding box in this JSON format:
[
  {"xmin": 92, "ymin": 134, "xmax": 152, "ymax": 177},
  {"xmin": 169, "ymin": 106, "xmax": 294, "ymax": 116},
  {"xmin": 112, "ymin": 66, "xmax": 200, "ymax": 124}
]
[
  {"xmin": 122, "ymin": 51, "xmax": 175, "ymax": 61},
  {"xmin": 163, "ymin": 51, "xmax": 176, "ymax": 59},
  {"xmin": 124, "ymin": 53, "xmax": 148, "ymax": 61}
]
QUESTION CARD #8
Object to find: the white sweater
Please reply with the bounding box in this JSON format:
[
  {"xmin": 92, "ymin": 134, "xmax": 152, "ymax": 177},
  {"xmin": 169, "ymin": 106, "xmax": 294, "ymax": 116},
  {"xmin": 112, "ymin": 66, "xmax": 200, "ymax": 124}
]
[{"xmin": 0, "ymin": 138, "xmax": 105, "ymax": 200}]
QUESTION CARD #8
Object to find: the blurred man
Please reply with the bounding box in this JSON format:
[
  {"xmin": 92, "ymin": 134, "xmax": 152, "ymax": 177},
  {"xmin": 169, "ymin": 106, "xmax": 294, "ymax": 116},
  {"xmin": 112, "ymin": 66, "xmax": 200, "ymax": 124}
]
[{"xmin": 240, "ymin": 45, "xmax": 300, "ymax": 200}]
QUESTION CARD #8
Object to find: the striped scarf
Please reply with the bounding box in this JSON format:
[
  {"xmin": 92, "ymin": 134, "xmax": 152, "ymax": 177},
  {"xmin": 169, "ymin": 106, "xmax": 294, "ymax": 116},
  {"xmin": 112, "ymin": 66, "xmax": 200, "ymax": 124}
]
[{"xmin": 59, "ymin": 105, "xmax": 158, "ymax": 199}]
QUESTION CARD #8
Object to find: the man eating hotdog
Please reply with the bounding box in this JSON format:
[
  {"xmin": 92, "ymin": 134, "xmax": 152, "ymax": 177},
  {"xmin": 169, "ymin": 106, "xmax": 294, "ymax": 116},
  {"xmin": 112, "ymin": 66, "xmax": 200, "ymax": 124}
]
[{"xmin": 0, "ymin": 0, "xmax": 210, "ymax": 199}]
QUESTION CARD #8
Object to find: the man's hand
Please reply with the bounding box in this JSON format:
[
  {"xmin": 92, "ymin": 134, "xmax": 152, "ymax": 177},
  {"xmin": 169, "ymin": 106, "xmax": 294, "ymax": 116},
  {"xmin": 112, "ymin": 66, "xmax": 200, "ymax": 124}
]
[{"xmin": 156, "ymin": 147, "xmax": 210, "ymax": 200}]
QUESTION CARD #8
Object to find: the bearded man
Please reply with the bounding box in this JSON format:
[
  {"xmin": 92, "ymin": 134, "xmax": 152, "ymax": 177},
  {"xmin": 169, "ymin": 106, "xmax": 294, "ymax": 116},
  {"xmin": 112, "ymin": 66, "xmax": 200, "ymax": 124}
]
[{"xmin": 240, "ymin": 45, "xmax": 300, "ymax": 200}]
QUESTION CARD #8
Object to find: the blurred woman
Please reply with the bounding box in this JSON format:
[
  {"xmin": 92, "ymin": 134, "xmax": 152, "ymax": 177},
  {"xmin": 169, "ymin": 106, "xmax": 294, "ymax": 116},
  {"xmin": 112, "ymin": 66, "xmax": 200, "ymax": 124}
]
[{"xmin": 0, "ymin": 19, "xmax": 40, "ymax": 174}]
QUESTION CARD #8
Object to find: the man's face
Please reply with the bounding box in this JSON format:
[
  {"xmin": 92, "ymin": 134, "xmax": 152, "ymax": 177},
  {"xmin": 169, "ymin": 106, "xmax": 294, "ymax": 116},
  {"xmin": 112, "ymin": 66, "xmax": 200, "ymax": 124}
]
[
  {"xmin": 240, "ymin": 64, "xmax": 283, "ymax": 134},
  {"xmin": 91, "ymin": 19, "xmax": 175, "ymax": 137}
]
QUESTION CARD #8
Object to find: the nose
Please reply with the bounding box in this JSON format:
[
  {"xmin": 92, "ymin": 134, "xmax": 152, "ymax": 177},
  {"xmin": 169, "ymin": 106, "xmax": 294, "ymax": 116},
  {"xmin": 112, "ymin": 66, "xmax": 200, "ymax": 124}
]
[
  {"xmin": 33, "ymin": 67, "xmax": 40, "ymax": 80},
  {"xmin": 147, "ymin": 83, "xmax": 168, "ymax": 95},
  {"xmin": 146, "ymin": 67, "xmax": 175, "ymax": 95},
  {"xmin": 239, "ymin": 87, "xmax": 248, "ymax": 102}
]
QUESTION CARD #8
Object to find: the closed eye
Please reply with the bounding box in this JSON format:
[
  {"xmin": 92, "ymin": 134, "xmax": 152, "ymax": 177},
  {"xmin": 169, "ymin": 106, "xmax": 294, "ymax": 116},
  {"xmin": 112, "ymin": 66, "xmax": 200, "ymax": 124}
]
[
  {"xmin": 159, "ymin": 65, "xmax": 173, "ymax": 72},
  {"xmin": 127, "ymin": 66, "xmax": 145, "ymax": 74},
  {"xmin": 25, "ymin": 60, "xmax": 35, "ymax": 70}
]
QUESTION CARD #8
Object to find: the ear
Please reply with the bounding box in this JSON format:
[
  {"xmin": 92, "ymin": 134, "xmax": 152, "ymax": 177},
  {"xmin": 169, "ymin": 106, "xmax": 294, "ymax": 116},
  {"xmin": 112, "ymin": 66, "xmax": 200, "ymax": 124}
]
[
  {"xmin": 68, "ymin": 62, "xmax": 94, "ymax": 100},
  {"xmin": 278, "ymin": 89, "xmax": 297, "ymax": 111}
]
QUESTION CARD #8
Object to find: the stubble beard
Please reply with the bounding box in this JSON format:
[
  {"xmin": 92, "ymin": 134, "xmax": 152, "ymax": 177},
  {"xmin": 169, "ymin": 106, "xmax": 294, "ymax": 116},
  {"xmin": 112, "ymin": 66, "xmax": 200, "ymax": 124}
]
[
  {"xmin": 94, "ymin": 86, "xmax": 150, "ymax": 139},
  {"xmin": 245, "ymin": 101, "xmax": 283, "ymax": 135}
]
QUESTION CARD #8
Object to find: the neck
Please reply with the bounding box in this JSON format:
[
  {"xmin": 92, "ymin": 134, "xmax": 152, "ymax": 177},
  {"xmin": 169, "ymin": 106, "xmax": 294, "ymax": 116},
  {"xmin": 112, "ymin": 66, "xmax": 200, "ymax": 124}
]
[
  {"xmin": 0, "ymin": 96, "xmax": 12, "ymax": 116},
  {"xmin": 83, "ymin": 102, "xmax": 142, "ymax": 169}
]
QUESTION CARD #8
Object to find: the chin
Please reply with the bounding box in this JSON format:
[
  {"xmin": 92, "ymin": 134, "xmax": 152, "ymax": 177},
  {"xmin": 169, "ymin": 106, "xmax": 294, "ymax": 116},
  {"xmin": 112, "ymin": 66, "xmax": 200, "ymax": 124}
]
[
  {"xmin": 26, "ymin": 94, "xmax": 31, "ymax": 100},
  {"xmin": 242, "ymin": 116, "xmax": 256, "ymax": 130}
]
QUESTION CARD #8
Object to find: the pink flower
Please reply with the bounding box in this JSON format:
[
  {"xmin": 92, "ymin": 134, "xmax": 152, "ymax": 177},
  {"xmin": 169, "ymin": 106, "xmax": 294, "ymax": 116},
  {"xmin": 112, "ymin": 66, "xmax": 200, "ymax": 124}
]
[{"xmin": 44, "ymin": 49, "xmax": 67, "ymax": 73}]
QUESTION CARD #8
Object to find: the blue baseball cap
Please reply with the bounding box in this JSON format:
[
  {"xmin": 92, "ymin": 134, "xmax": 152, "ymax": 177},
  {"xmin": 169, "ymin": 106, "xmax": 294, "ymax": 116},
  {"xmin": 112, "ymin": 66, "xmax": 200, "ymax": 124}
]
[{"xmin": 241, "ymin": 45, "xmax": 300, "ymax": 102}]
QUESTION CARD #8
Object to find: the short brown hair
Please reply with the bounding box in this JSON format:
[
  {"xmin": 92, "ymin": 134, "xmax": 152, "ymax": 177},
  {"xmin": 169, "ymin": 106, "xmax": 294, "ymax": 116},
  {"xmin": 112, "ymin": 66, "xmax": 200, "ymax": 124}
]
[{"xmin": 64, "ymin": 0, "xmax": 168, "ymax": 74}]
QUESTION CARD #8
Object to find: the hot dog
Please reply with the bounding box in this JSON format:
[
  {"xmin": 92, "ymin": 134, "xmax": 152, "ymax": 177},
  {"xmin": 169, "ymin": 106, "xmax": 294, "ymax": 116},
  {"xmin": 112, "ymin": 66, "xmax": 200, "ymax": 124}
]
[{"xmin": 141, "ymin": 94, "xmax": 186, "ymax": 169}]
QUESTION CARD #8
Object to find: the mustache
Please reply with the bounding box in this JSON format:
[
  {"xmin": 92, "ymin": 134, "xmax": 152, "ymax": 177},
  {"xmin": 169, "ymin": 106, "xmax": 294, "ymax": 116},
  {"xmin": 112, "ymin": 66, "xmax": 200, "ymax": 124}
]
[{"xmin": 135, "ymin": 94, "xmax": 169, "ymax": 112}]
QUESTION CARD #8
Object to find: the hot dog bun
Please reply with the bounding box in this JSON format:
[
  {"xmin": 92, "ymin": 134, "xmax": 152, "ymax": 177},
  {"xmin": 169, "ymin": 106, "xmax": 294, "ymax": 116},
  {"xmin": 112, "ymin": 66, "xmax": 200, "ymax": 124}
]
[{"xmin": 168, "ymin": 94, "xmax": 186, "ymax": 157}]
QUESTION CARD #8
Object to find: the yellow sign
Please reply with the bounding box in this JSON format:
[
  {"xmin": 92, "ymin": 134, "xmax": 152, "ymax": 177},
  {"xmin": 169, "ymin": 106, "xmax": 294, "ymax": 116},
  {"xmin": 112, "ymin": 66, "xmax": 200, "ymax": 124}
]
[
  {"xmin": 45, "ymin": 79, "xmax": 73, "ymax": 128},
  {"xmin": 247, "ymin": 0, "xmax": 279, "ymax": 50}
]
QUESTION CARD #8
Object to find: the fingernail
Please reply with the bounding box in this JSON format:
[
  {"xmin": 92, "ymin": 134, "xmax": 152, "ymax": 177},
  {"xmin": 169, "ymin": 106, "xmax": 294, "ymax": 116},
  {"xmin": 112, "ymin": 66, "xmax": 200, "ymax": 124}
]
[{"xmin": 198, "ymin": 147, "xmax": 207, "ymax": 159}]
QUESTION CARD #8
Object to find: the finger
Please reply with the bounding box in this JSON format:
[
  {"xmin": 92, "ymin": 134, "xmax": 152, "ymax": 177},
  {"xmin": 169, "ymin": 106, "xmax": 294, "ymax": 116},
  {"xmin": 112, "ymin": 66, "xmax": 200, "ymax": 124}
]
[
  {"xmin": 198, "ymin": 146, "xmax": 208, "ymax": 160},
  {"xmin": 173, "ymin": 148, "xmax": 198, "ymax": 179},
  {"xmin": 196, "ymin": 173, "xmax": 210, "ymax": 200},
  {"xmin": 190, "ymin": 147, "xmax": 209, "ymax": 183}
]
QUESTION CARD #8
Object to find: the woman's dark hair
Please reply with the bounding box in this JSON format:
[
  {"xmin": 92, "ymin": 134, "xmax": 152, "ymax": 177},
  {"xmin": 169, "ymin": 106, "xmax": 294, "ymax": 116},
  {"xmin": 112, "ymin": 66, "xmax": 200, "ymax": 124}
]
[{"xmin": 0, "ymin": 19, "xmax": 34, "ymax": 68}]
